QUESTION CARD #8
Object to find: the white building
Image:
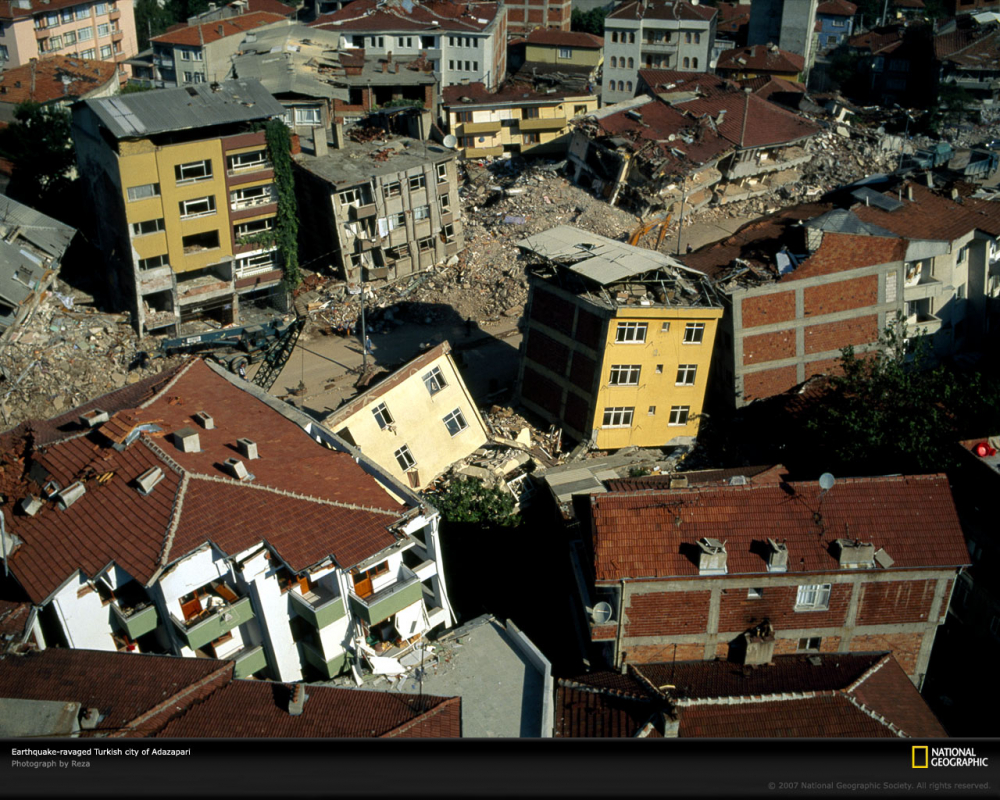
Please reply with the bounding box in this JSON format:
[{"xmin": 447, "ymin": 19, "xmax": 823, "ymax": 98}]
[
  {"xmin": 602, "ymin": 0, "xmax": 717, "ymax": 106},
  {"xmin": 0, "ymin": 358, "xmax": 454, "ymax": 683}
]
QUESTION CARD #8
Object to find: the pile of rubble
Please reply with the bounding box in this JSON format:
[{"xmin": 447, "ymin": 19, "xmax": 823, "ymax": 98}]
[{"xmin": 0, "ymin": 283, "xmax": 187, "ymax": 430}]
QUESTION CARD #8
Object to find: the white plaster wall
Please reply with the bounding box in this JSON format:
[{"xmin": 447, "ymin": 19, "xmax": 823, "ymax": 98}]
[
  {"xmin": 51, "ymin": 574, "xmax": 116, "ymax": 651},
  {"xmin": 239, "ymin": 550, "xmax": 303, "ymax": 682},
  {"xmin": 158, "ymin": 546, "xmax": 233, "ymax": 614}
]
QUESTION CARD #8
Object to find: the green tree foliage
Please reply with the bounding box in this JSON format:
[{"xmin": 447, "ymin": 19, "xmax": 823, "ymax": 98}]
[
  {"xmin": 135, "ymin": 0, "xmax": 176, "ymax": 50},
  {"xmin": 119, "ymin": 82, "xmax": 156, "ymax": 94},
  {"xmin": 571, "ymin": 8, "xmax": 607, "ymax": 37},
  {"xmin": 0, "ymin": 102, "xmax": 75, "ymax": 213},
  {"xmin": 431, "ymin": 478, "xmax": 520, "ymax": 527},
  {"xmin": 804, "ymin": 314, "xmax": 1000, "ymax": 475},
  {"xmin": 264, "ymin": 119, "xmax": 302, "ymax": 290}
]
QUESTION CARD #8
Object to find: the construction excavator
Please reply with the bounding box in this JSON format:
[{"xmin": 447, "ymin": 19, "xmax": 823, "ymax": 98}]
[{"xmin": 628, "ymin": 209, "xmax": 674, "ymax": 250}]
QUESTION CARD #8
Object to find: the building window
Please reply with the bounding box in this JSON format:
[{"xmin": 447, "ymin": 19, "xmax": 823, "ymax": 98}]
[
  {"xmin": 602, "ymin": 407, "xmax": 634, "ymax": 428},
  {"xmin": 797, "ymin": 637, "xmax": 822, "ymax": 652},
  {"xmin": 94, "ymin": 2, "xmax": 108, "ymax": 14},
  {"xmin": 443, "ymin": 408, "xmax": 468, "ymax": 436},
  {"xmin": 76, "ymin": 7, "xmax": 89, "ymax": 20},
  {"xmin": 131, "ymin": 218, "xmax": 165, "ymax": 236},
  {"xmin": 174, "ymin": 159, "xmax": 212, "ymax": 184},
  {"xmin": 61, "ymin": 8, "xmax": 73, "ymax": 22},
  {"xmin": 235, "ymin": 250, "xmax": 278, "ymax": 277},
  {"xmin": 675, "ymin": 364, "xmax": 697, "ymax": 386},
  {"xmin": 138, "ymin": 254, "xmax": 168, "ymax": 271},
  {"xmin": 574, "ymin": 105, "xmax": 587, "ymax": 115},
  {"xmin": 182, "ymin": 230, "xmax": 220, "ymax": 253},
  {"xmin": 660, "ymin": 322, "xmax": 670, "ymax": 332},
  {"xmin": 227, "ymin": 150, "xmax": 269, "ymax": 173},
  {"xmin": 413, "ymin": 205, "xmax": 431, "ymax": 221},
  {"xmin": 80, "ymin": 48, "xmax": 95, "ymax": 58},
  {"xmin": 748, "ymin": 587, "xmax": 763, "ymax": 599},
  {"xmin": 668, "ymin": 406, "xmax": 690, "ymax": 426},
  {"xmin": 626, "ymin": 81, "xmax": 632, "ymax": 91},
  {"xmin": 522, "ymin": 133, "xmax": 539, "ymax": 145},
  {"xmin": 523, "ymin": 107, "xmax": 540, "ymax": 119},
  {"xmin": 449, "ymin": 59, "xmax": 454, "ymax": 70},
  {"xmin": 436, "ymin": 163, "xmax": 448, "ymax": 184},
  {"xmin": 609, "ymin": 364, "xmax": 641, "ymax": 385},
  {"xmin": 441, "ymin": 193, "xmax": 451, "ymax": 209},
  {"xmin": 178, "ymin": 196, "xmax": 216, "ymax": 219},
  {"xmin": 180, "ymin": 49, "xmax": 191, "ymax": 61},
  {"xmin": 683, "ymin": 57, "xmax": 690, "ymax": 68},
  {"xmin": 384, "ymin": 181, "xmax": 401, "ymax": 198},
  {"xmin": 78, "ymin": 26, "xmax": 93, "ymax": 42},
  {"xmin": 611, "ymin": 31, "xmax": 618, "ymax": 43},
  {"xmin": 422, "ymin": 365, "xmax": 447, "ymax": 395},
  {"xmin": 418, "ymin": 237, "xmax": 434, "ymax": 252},
  {"xmin": 97, "ymin": 22, "xmax": 109, "ymax": 37},
  {"xmin": 617, "ymin": 81, "xmax": 625, "ymax": 91},
  {"xmin": 183, "ymin": 72, "xmax": 194, "ymax": 83},
  {"xmin": 464, "ymin": 60, "xmax": 470, "ymax": 71},
  {"xmin": 0, "ymin": 46, "xmax": 8, "ymax": 61},
  {"xmin": 615, "ymin": 321, "xmax": 647, "ymax": 343},
  {"xmin": 409, "ymin": 174, "xmax": 426, "ymax": 192},
  {"xmin": 648, "ymin": 406, "xmax": 656, "ymax": 415},
  {"xmin": 230, "ymin": 185, "xmax": 275, "ymax": 210},
  {"xmin": 372, "ymin": 402, "xmax": 394, "ymax": 430},
  {"xmin": 559, "ymin": 47, "xmax": 571, "ymax": 59},
  {"xmin": 691, "ymin": 58, "xmax": 698, "ymax": 69},
  {"xmin": 126, "ymin": 182, "xmax": 160, "ymax": 202},
  {"xmin": 64, "ymin": 30, "xmax": 76, "ymax": 45},
  {"xmin": 685, "ymin": 32, "xmax": 692, "ymax": 44},
  {"xmin": 394, "ymin": 444, "xmax": 416, "ymax": 471},
  {"xmin": 50, "ymin": 34, "xmax": 64, "ymax": 50},
  {"xmin": 683, "ymin": 322, "xmax": 705, "ymax": 344},
  {"xmin": 235, "ymin": 218, "xmax": 274, "ymax": 239},
  {"xmin": 456, "ymin": 110, "xmax": 473, "ymax": 124},
  {"xmin": 795, "ymin": 584, "xmax": 832, "ymax": 611},
  {"xmin": 610, "ymin": 56, "xmax": 617, "ymax": 68},
  {"xmin": 627, "ymin": 57, "xmax": 634, "ymax": 68},
  {"xmin": 655, "ymin": 364, "xmax": 663, "ymax": 373},
  {"xmin": 293, "ymin": 106, "xmax": 322, "ymax": 126}
]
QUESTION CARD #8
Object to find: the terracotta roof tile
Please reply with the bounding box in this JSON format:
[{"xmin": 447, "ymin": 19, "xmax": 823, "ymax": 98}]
[
  {"xmin": 852, "ymin": 181, "xmax": 1000, "ymax": 242},
  {"xmin": 151, "ymin": 12, "xmax": 286, "ymax": 46},
  {"xmin": 590, "ymin": 474, "xmax": 969, "ymax": 582},
  {"xmin": 605, "ymin": 465, "xmax": 783, "ymax": 493},
  {"xmin": 638, "ymin": 69, "xmax": 731, "ymax": 96},
  {"xmin": 0, "ymin": 600, "xmax": 30, "ymax": 641},
  {"xmin": 848, "ymin": 655, "xmax": 946, "ymax": 737},
  {"xmin": 786, "ymin": 232, "xmax": 909, "ymax": 281},
  {"xmin": 938, "ymin": 28, "xmax": 1000, "ymax": 68},
  {"xmin": 313, "ymin": 0, "xmax": 500, "ymax": 33},
  {"xmin": 717, "ymin": 45, "xmax": 805, "ymax": 74},
  {"xmin": 817, "ymin": 0, "xmax": 858, "ymax": 15},
  {"xmin": 674, "ymin": 88, "xmax": 820, "ymax": 148},
  {"xmin": 525, "ymin": 29, "xmax": 603, "ymax": 48},
  {"xmin": 554, "ymin": 682, "xmax": 654, "ymax": 737},
  {"xmin": 0, "ymin": 57, "xmax": 118, "ymax": 106},
  {"xmin": 609, "ymin": 0, "xmax": 716, "ymax": 22}
]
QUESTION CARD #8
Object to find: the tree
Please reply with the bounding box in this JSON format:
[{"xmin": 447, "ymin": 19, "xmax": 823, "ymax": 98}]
[
  {"xmin": 0, "ymin": 102, "xmax": 75, "ymax": 213},
  {"xmin": 134, "ymin": 0, "xmax": 176, "ymax": 50},
  {"xmin": 571, "ymin": 8, "xmax": 607, "ymax": 37},
  {"xmin": 430, "ymin": 477, "xmax": 520, "ymax": 527}
]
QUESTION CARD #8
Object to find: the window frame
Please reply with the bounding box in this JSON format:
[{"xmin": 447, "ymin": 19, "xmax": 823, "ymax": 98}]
[
  {"xmin": 372, "ymin": 402, "xmax": 394, "ymax": 430},
  {"xmin": 683, "ymin": 322, "xmax": 705, "ymax": 344},
  {"xmin": 178, "ymin": 195, "xmax": 216, "ymax": 219},
  {"xmin": 602, "ymin": 406, "xmax": 634, "ymax": 428},
  {"xmin": 675, "ymin": 364, "xmax": 697, "ymax": 386},
  {"xmin": 174, "ymin": 159, "xmax": 213, "ymax": 185},
  {"xmin": 795, "ymin": 583, "xmax": 832, "ymax": 611},
  {"xmin": 131, "ymin": 218, "xmax": 165, "ymax": 236},
  {"xmin": 126, "ymin": 182, "xmax": 160, "ymax": 202},
  {"xmin": 668, "ymin": 406, "xmax": 690, "ymax": 426},
  {"xmin": 423, "ymin": 365, "xmax": 447, "ymax": 395},
  {"xmin": 394, "ymin": 444, "xmax": 416, "ymax": 471},
  {"xmin": 608, "ymin": 364, "xmax": 641, "ymax": 386},
  {"xmin": 442, "ymin": 408, "xmax": 469, "ymax": 437},
  {"xmin": 615, "ymin": 321, "xmax": 647, "ymax": 343}
]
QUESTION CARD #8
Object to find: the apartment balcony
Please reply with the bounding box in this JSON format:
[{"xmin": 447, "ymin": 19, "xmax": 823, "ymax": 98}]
[
  {"xmin": 35, "ymin": 28, "xmax": 49, "ymax": 41},
  {"xmin": 232, "ymin": 644, "xmax": 267, "ymax": 679},
  {"xmin": 906, "ymin": 311, "xmax": 943, "ymax": 336},
  {"xmin": 289, "ymin": 584, "xmax": 346, "ymax": 629},
  {"xmin": 349, "ymin": 202, "xmax": 377, "ymax": 220},
  {"xmin": 464, "ymin": 145, "xmax": 504, "ymax": 158},
  {"xmin": 231, "ymin": 193, "xmax": 276, "ymax": 212},
  {"xmin": 903, "ymin": 276, "xmax": 950, "ymax": 301},
  {"xmin": 153, "ymin": 55, "xmax": 174, "ymax": 70},
  {"xmin": 348, "ymin": 567, "xmax": 423, "ymax": 626},
  {"xmin": 641, "ymin": 41, "xmax": 677, "ymax": 53},
  {"xmin": 460, "ymin": 120, "xmax": 503, "ymax": 135},
  {"xmin": 171, "ymin": 589, "xmax": 254, "ymax": 652},
  {"xmin": 111, "ymin": 601, "xmax": 159, "ymax": 640},
  {"xmin": 177, "ymin": 272, "xmax": 231, "ymax": 302},
  {"xmin": 300, "ymin": 640, "xmax": 347, "ymax": 679},
  {"xmin": 112, "ymin": 31, "xmax": 124, "ymax": 43},
  {"xmin": 109, "ymin": 8, "xmax": 121, "ymax": 20},
  {"xmin": 519, "ymin": 116, "xmax": 568, "ymax": 132}
]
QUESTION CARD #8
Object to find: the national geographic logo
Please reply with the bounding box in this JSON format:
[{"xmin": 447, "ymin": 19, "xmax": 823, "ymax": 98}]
[{"xmin": 913, "ymin": 746, "xmax": 989, "ymax": 769}]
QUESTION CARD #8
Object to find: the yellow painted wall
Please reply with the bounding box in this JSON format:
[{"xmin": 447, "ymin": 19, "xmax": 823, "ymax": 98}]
[
  {"xmin": 120, "ymin": 138, "xmax": 233, "ymax": 274},
  {"xmin": 592, "ymin": 307, "xmax": 723, "ymax": 449},
  {"xmin": 453, "ymin": 95, "xmax": 597, "ymax": 152},
  {"xmin": 525, "ymin": 43, "xmax": 603, "ymax": 68}
]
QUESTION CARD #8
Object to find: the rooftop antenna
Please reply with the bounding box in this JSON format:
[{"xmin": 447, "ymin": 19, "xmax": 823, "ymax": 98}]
[{"xmin": 815, "ymin": 473, "xmax": 835, "ymax": 534}]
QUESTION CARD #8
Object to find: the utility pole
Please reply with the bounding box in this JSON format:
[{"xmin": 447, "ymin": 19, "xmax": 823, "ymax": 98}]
[
  {"xmin": 359, "ymin": 266, "xmax": 367, "ymax": 372},
  {"xmin": 675, "ymin": 177, "xmax": 687, "ymax": 257}
]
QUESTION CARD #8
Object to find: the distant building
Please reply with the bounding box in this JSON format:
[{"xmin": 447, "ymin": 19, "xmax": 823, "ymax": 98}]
[
  {"xmin": 0, "ymin": 0, "xmax": 139, "ymax": 80},
  {"xmin": 0, "ymin": 56, "xmax": 119, "ymax": 124},
  {"xmin": 323, "ymin": 342, "xmax": 489, "ymax": 491},
  {"xmin": 513, "ymin": 29, "xmax": 604, "ymax": 91},
  {"xmin": 150, "ymin": 12, "xmax": 290, "ymax": 88},
  {"xmin": 715, "ymin": 43, "xmax": 805, "ymax": 81},
  {"xmin": 505, "ymin": 0, "xmax": 572, "ymax": 36},
  {"xmin": 515, "ymin": 225, "xmax": 723, "ymax": 450},
  {"xmin": 311, "ymin": 0, "xmax": 508, "ymax": 92},
  {"xmin": 816, "ymin": 0, "xmax": 857, "ymax": 53},
  {"xmin": 577, "ymin": 472, "xmax": 968, "ymax": 686},
  {"xmin": 846, "ymin": 23, "xmax": 935, "ymax": 107},
  {"xmin": 293, "ymin": 128, "xmax": 463, "ymax": 283},
  {"xmin": 602, "ymin": 0, "xmax": 718, "ymax": 106},
  {"xmin": 71, "ymin": 79, "xmax": 289, "ymax": 335},
  {"xmin": 442, "ymin": 81, "xmax": 598, "ymax": 159},
  {"xmin": 747, "ymin": 0, "xmax": 818, "ymax": 68},
  {"xmin": 935, "ymin": 23, "xmax": 1000, "ymax": 103}
]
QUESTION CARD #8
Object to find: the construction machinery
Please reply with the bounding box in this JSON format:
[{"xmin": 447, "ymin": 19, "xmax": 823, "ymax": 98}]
[
  {"xmin": 628, "ymin": 210, "xmax": 673, "ymax": 250},
  {"xmin": 157, "ymin": 315, "xmax": 306, "ymax": 392}
]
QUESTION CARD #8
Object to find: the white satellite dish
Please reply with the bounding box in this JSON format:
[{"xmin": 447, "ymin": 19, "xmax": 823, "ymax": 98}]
[
  {"xmin": 443, "ymin": 134, "xmax": 458, "ymax": 150},
  {"xmin": 592, "ymin": 601, "xmax": 613, "ymax": 625},
  {"xmin": 819, "ymin": 473, "xmax": 836, "ymax": 492}
]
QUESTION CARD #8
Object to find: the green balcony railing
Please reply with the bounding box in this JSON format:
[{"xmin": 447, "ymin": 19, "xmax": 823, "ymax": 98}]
[
  {"xmin": 111, "ymin": 602, "xmax": 159, "ymax": 640},
  {"xmin": 233, "ymin": 645, "xmax": 268, "ymax": 679},
  {"xmin": 301, "ymin": 640, "xmax": 348, "ymax": 679},
  {"xmin": 290, "ymin": 588, "xmax": 346, "ymax": 629},
  {"xmin": 348, "ymin": 571, "xmax": 422, "ymax": 626},
  {"xmin": 171, "ymin": 596, "xmax": 254, "ymax": 652}
]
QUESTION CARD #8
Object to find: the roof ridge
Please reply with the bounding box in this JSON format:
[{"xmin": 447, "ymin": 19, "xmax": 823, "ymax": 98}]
[
  {"xmin": 558, "ymin": 677, "xmax": 652, "ymax": 701},
  {"xmin": 186, "ymin": 471, "xmax": 402, "ymax": 517},
  {"xmin": 842, "ymin": 693, "xmax": 908, "ymax": 737},
  {"xmin": 381, "ymin": 694, "xmax": 459, "ymax": 738},
  {"xmin": 842, "ymin": 653, "xmax": 892, "ymax": 693},
  {"xmin": 675, "ymin": 690, "xmax": 819, "ymax": 706},
  {"xmin": 110, "ymin": 661, "xmax": 233, "ymax": 737},
  {"xmin": 138, "ymin": 357, "xmax": 199, "ymax": 411},
  {"xmin": 151, "ymin": 471, "xmax": 190, "ymax": 580}
]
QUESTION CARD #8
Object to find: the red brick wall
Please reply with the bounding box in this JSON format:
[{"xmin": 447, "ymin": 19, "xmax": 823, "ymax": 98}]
[
  {"xmin": 803, "ymin": 275, "xmax": 878, "ymax": 317},
  {"xmin": 743, "ymin": 330, "xmax": 796, "ymax": 365},
  {"xmin": 591, "ymin": 623, "xmax": 616, "ymax": 641},
  {"xmin": 742, "ymin": 291, "xmax": 796, "ymax": 328},
  {"xmin": 803, "ymin": 315, "xmax": 878, "ymax": 355},
  {"xmin": 627, "ymin": 643, "xmax": 706, "ymax": 663},
  {"xmin": 804, "ymin": 357, "xmax": 845, "ymax": 379},
  {"xmin": 717, "ymin": 583, "xmax": 851, "ymax": 633},
  {"xmin": 848, "ymin": 632, "xmax": 924, "ymax": 676},
  {"xmin": 772, "ymin": 635, "xmax": 843, "ymax": 656},
  {"xmin": 742, "ymin": 366, "xmax": 798, "ymax": 402},
  {"xmin": 526, "ymin": 330, "xmax": 569, "ymax": 375},
  {"xmin": 855, "ymin": 579, "xmax": 938, "ymax": 626},
  {"xmin": 625, "ymin": 590, "xmax": 711, "ymax": 637}
]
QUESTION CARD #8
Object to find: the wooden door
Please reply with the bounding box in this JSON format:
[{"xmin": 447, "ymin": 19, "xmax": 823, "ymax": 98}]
[{"xmin": 353, "ymin": 571, "xmax": 373, "ymax": 598}]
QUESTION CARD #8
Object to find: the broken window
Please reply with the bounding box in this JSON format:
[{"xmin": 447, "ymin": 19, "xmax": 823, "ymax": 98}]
[
  {"xmin": 683, "ymin": 322, "xmax": 705, "ymax": 344},
  {"xmin": 235, "ymin": 250, "xmax": 278, "ymax": 277},
  {"xmin": 181, "ymin": 230, "xmax": 220, "ymax": 253},
  {"xmin": 394, "ymin": 444, "xmax": 416, "ymax": 471},
  {"xmin": 797, "ymin": 637, "xmax": 822, "ymax": 652},
  {"xmin": 132, "ymin": 218, "xmax": 165, "ymax": 236},
  {"xmin": 414, "ymin": 204, "xmax": 431, "ymax": 221},
  {"xmin": 372, "ymin": 402, "xmax": 394, "ymax": 430},
  {"xmin": 602, "ymin": 407, "xmax": 634, "ymax": 428},
  {"xmin": 436, "ymin": 163, "xmax": 448, "ymax": 184},
  {"xmin": 422, "ymin": 366, "xmax": 447, "ymax": 395},
  {"xmin": 609, "ymin": 364, "xmax": 641, "ymax": 385},
  {"xmin": 615, "ymin": 322, "xmax": 647, "ymax": 343},
  {"xmin": 409, "ymin": 173, "xmax": 426, "ymax": 191},
  {"xmin": 227, "ymin": 150, "xmax": 269, "ymax": 173},
  {"xmin": 675, "ymin": 364, "xmax": 697, "ymax": 386},
  {"xmin": 174, "ymin": 159, "xmax": 212, "ymax": 184},
  {"xmin": 138, "ymin": 254, "xmax": 168, "ymax": 271},
  {"xmin": 418, "ymin": 237, "xmax": 434, "ymax": 252},
  {"xmin": 442, "ymin": 224, "xmax": 456, "ymax": 243},
  {"xmin": 127, "ymin": 182, "xmax": 160, "ymax": 202},
  {"xmin": 235, "ymin": 218, "xmax": 274, "ymax": 239},
  {"xmin": 383, "ymin": 181, "xmax": 401, "ymax": 198},
  {"xmin": 230, "ymin": 185, "xmax": 275, "ymax": 210},
  {"xmin": 441, "ymin": 193, "xmax": 451, "ymax": 210},
  {"xmin": 179, "ymin": 196, "xmax": 216, "ymax": 218},
  {"xmin": 443, "ymin": 408, "xmax": 468, "ymax": 436},
  {"xmin": 668, "ymin": 406, "xmax": 690, "ymax": 426},
  {"xmin": 795, "ymin": 584, "xmax": 831, "ymax": 611}
]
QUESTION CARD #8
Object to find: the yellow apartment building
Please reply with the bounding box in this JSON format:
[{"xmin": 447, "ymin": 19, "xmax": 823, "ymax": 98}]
[
  {"xmin": 523, "ymin": 29, "xmax": 604, "ymax": 70},
  {"xmin": 322, "ymin": 341, "xmax": 489, "ymax": 490},
  {"xmin": 442, "ymin": 81, "xmax": 598, "ymax": 159},
  {"xmin": 71, "ymin": 79, "xmax": 289, "ymax": 335},
  {"xmin": 515, "ymin": 226, "xmax": 723, "ymax": 450}
]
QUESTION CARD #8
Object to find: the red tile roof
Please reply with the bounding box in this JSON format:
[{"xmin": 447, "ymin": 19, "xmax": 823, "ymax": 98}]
[
  {"xmin": 554, "ymin": 681, "xmax": 655, "ymax": 737},
  {"xmin": 847, "ymin": 655, "xmax": 947, "ymax": 737},
  {"xmin": 0, "ymin": 648, "xmax": 233, "ymax": 736},
  {"xmin": 817, "ymin": 0, "xmax": 858, "ymax": 15},
  {"xmin": 2, "ymin": 359, "xmax": 410, "ymax": 603},
  {"xmin": 717, "ymin": 45, "xmax": 805, "ymax": 75},
  {"xmin": 0, "ymin": 57, "xmax": 118, "ymax": 106},
  {"xmin": 786, "ymin": 232, "xmax": 909, "ymax": 282},
  {"xmin": 741, "ymin": 75, "xmax": 807, "ymax": 102},
  {"xmin": 849, "ymin": 25, "xmax": 906, "ymax": 55},
  {"xmin": 241, "ymin": 0, "xmax": 297, "ymax": 16},
  {"xmin": 0, "ymin": 599, "xmax": 31, "ymax": 642},
  {"xmin": 0, "ymin": 0, "xmax": 82, "ymax": 19},
  {"xmin": 852, "ymin": 181, "xmax": 1000, "ymax": 242},
  {"xmin": 638, "ymin": 69, "xmax": 731, "ymax": 97},
  {"xmin": 674, "ymin": 87, "xmax": 820, "ymax": 148},
  {"xmin": 312, "ymin": 0, "xmax": 501, "ymax": 33},
  {"xmin": 609, "ymin": 0, "xmax": 716, "ymax": 22},
  {"xmin": 442, "ymin": 80, "xmax": 585, "ymax": 106},
  {"xmin": 151, "ymin": 12, "xmax": 286, "ymax": 46},
  {"xmin": 939, "ymin": 29, "xmax": 1000, "ymax": 68},
  {"xmin": 525, "ymin": 29, "xmax": 603, "ymax": 49},
  {"xmin": 605, "ymin": 464, "xmax": 784, "ymax": 492},
  {"xmin": 590, "ymin": 473, "xmax": 969, "ymax": 583},
  {"xmin": 156, "ymin": 680, "xmax": 461, "ymax": 737}
]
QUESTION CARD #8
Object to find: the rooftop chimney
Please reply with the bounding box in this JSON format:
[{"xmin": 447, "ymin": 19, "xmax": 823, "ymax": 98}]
[
  {"xmin": 195, "ymin": 411, "xmax": 215, "ymax": 430},
  {"xmin": 951, "ymin": 187, "xmax": 960, "ymax": 201},
  {"xmin": 765, "ymin": 538, "xmax": 788, "ymax": 572},
  {"xmin": 236, "ymin": 438, "xmax": 258, "ymax": 460},
  {"xmin": 288, "ymin": 684, "xmax": 308, "ymax": 716},
  {"xmin": 80, "ymin": 408, "xmax": 110, "ymax": 428},
  {"xmin": 332, "ymin": 121, "xmax": 345, "ymax": 150},
  {"xmin": 20, "ymin": 496, "xmax": 42, "ymax": 516},
  {"xmin": 135, "ymin": 466, "xmax": 165, "ymax": 496},
  {"xmin": 834, "ymin": 539, "xmax": 875, "ymax": 568},
  {"xmin": 313, "ymin": 127, "xmax": 328, "ymax": 158},
  {"xmin": 224, "ymin": 457, "xmax": 251, "ymax": 481},
  {"xmin": 173, "ymin": 427, "xmax": 200, "ymax": 453},
  {"xmin": 739, "ymin": 621, "xmax": 775, "ymax": 666},
  {"xmin": 55, "ymin": 482, "xmax": 86, "ymax": 511},
  {"xmin": 79, "ymin": 708, "xmax": 101, "ymax": 730},
  {"xmin": 696, "ymin": 538, "xmax": 727, "ymax": 574},
  {"xmin": 906, "ymin": 185, "xmax": 914, "ymax": 202}
]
